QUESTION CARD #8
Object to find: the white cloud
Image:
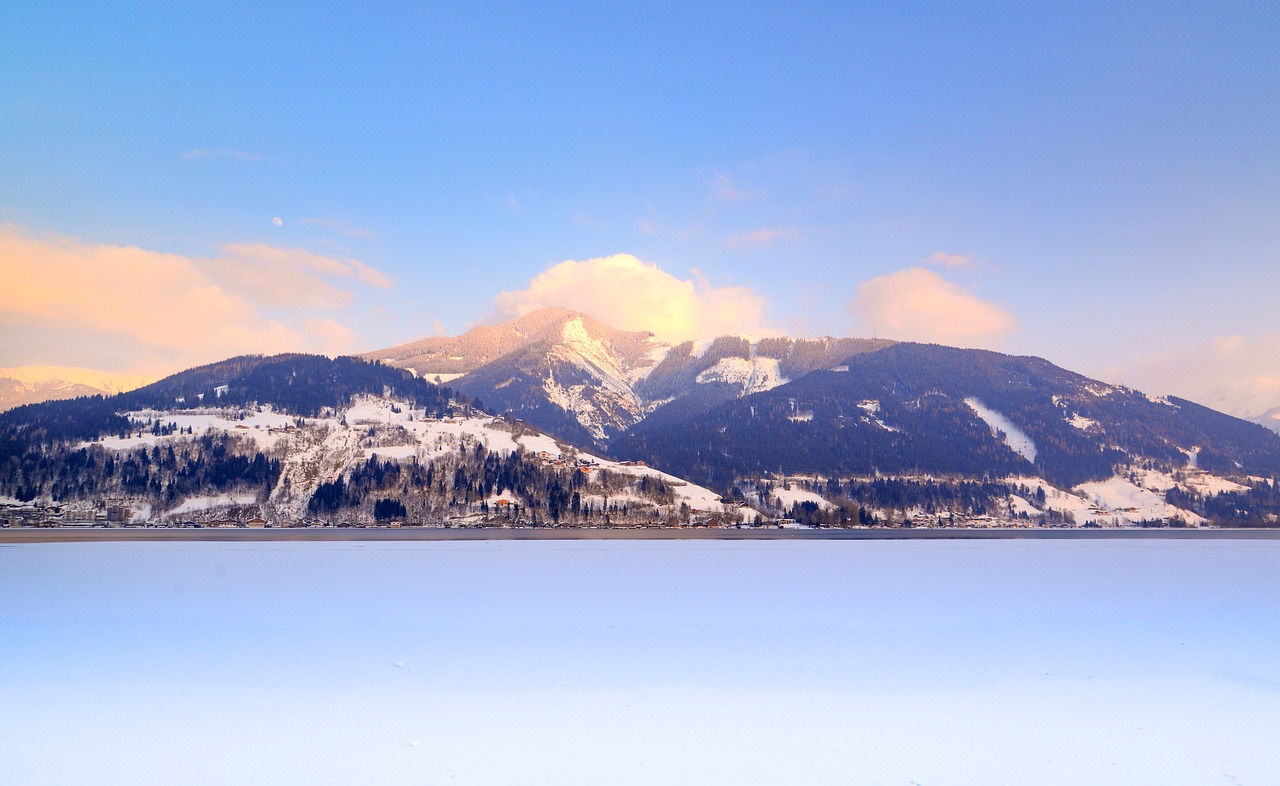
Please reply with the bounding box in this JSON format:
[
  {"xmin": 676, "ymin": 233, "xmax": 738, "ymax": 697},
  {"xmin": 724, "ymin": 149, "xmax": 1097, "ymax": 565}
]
[
  {"xmin": 925, "ymin": 251, "xmax": 975, "ymax": 269},
  {"xmin": 726, "ymin": 227, "xmax": 800, "ymax": 250},
  {"xmin": 847, "ymin": 267, "xmax": 1017, "ymax": 348},
  {"xmin": 493, "ymin": 254, "xmax": 775, "ymax": 343},
  {"xmin": 0, "ymin": 225, "xmax": 391, "ymax": 376},
  {"xmin": 710, "ymin": 171, "xmax": 742, "ymax": 202},
  {"xmin": 1110, "ymin": 333, "xmax": 1280, "ymax": 420}
]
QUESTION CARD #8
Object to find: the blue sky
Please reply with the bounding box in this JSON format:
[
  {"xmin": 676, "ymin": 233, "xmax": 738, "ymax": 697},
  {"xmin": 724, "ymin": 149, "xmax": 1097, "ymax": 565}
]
[{"xmin": 2, "ymin": 2, "xmax": 1277, "ymax": 415}]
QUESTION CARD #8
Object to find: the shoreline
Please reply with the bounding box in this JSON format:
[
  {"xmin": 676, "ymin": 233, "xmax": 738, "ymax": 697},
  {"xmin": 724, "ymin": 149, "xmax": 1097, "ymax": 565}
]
[{"xmin": 3, "ymin": 525, "xmax": 1279, "ymax": 543}]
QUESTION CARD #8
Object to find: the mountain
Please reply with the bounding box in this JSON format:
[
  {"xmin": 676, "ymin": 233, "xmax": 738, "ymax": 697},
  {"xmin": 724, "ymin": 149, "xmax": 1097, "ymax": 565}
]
[
  {"xmin": 611, "ymin": 342, "xmax": 1280, "ymax": 523},
  {"xmin": 1251, "ymin": 405, "xmax": 1280, "ymax": 434},
  {"xmin": 364, "ymin": 308, "xmax": 893, "ymax": 444},
  {"xmin": 355, "ymin": 312, "xmax": 1280, "ymax": 526},
  {"xmin": 0, "ymin": 353, "xmax": 724, "ymax": 527},
  {"xmin": 0, "ymin": 366, "xmax": 151, "ymax": 412},
  {"xmin": 7, "ymin": 323, "xmax": 1280, "ymax": 529}
]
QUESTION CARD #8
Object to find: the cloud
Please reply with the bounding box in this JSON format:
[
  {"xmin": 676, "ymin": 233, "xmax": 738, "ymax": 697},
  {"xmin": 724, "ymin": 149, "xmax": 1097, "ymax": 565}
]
[
  {"xmin": 707, "ymin": 170, "xmax": 767, "ymax": 203},
  {"xmin": 710, "ymin": 171, "xmax": 742, "ymax": 202},
  {"xmin": 504, "ymin": 192, "xmax": 523, "ymax": 211},
  {"xmin": 925, "ymin": 251, "xmax": 975, "ymax": 269},
  {"xmin": 1110, "ymin": 333, "xmax": 1280, "ymax": 420},
  {"xmin": 847, "ymin": 267, "xmax": 1017, "ymax": 348},
  {"xmin": 0, "ymin": 225, "xmax": 390, "ymax": 375},
  {"xmin": 215, "ymin": 243, "xmax": 393, "ymax": 300},
  {"xmin": 493, "ymin": 254, "xmax": 775, "ymax": 343},
  {"xmin": 726, "ymin": 228, "xmax": 800, "ymax": 250},
  {"xmin": 180, "ymin": 148, "xmax": 263, "ymax": 161}
]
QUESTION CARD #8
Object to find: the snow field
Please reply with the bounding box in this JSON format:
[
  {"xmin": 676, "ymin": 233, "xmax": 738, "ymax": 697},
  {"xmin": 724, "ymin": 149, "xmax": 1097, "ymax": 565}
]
[{"xmin": 964, "ymin": 398, "xmax": 1037, "ymax": 463}]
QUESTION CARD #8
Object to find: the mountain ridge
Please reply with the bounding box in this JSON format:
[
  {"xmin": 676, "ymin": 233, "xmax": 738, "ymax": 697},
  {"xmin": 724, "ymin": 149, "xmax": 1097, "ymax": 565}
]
[{"xmin": 5, "ymin": 315, "xmax": 1280, "ymax": 528}]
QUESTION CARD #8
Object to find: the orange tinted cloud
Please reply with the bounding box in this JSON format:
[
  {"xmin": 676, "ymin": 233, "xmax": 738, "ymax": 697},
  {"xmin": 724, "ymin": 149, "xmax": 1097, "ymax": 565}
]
[
  {"xmin": 494, "ymin": 253, "xmax": 776, "ymax": 343},
  {"xmin": 0, "ymin": 225, "xmax": 390, "ymax": 375},
  {"xmin": 848, "ymin": 267, "xmax": 1017, "ymax": 348}
]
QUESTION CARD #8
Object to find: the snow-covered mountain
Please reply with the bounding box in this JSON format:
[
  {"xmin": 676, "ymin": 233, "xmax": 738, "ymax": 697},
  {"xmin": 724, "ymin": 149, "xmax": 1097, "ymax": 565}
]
[
  {"xmin": 0, "ymin": 354, "xmax": 727, "ymax": 526},
  {"xmin": 613, "ymin": 341, "xmax": 1280, "ymax": 526},
  {"xmin": 4, "ymin": 349, "xmax": 1278, "ymax": 528},
  {"xmin": 0, "ymin": 366, "xmax": 151, "ymax": 412},
  {"xmin": 364, "ymin": 309, "xmax": 893, "ymax": 444}
]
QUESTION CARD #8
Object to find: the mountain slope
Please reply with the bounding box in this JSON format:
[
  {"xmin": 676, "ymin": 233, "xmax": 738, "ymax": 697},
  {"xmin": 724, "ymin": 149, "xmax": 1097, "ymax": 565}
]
[
  {"xmin": 365, "ymin": 309, "xmax": 668, "ymax": 442},
  {"xmin": 0, "ymin": 353, "xmax": 727, "ymax": 526},
  {"xmin": 6, "ymin": 345, "xmax": 1279, "ymax": 528},
  {"xmin": 613, "ymin": 342, "xmax": 1280, "ymax": 490},
  {"xmin": 364, "ymin": 309, "xmax": 894, "ymax": 444}
]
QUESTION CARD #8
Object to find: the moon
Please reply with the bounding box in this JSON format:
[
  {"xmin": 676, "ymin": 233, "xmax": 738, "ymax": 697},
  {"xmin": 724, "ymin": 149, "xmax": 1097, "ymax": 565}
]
[{"xmin": 272, "ymin": 217, "xmax": 283, "ymax": 227}]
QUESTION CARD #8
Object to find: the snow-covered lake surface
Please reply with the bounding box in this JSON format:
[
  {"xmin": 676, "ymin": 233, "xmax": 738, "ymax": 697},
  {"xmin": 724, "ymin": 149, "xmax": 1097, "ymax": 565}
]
[{"xmin": 3, "ymin": 539, "xmax": 1278, "ymax": 785}]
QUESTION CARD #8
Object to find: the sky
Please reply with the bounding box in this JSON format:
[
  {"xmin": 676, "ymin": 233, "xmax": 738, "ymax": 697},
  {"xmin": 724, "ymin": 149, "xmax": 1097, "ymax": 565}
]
[{"xmin": 2, "ymin": 2, "xmax": 1278, "ymax": 418}]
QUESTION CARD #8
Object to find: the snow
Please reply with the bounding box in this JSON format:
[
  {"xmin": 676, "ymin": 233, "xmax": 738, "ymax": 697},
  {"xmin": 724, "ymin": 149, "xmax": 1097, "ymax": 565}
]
[
  {"xmin": 91, "ymin": 406, "xmax": 298, "ymax": 451},
  {"xmin": 168, "ymin": 493, "xmax": 261, "ymax": 515},
  {"xmin": 1007, "ymin": 494, "xmax": 1041, "ymax": 517},
  {"xmin": 1146, "ymin": 393, "xmax": 1177, "ymax": 406},
  {"xmin": 570, "ymin": 448, "xmax": 725, "ymax": 511},
  {"xmin": 694, "ymin": 356, "xmax": 787, "ymax": 395},
  {"xmin": 425, "ymin": 372, "xmax": 465, "ymax": 384},
  {"xmin": 513, "ymin": 431, "xmax": 562, "ymax": 455},
  {"xmin": 1039, "ymin": 485, "xmax": 1114, "ymax": 526},
  {"xmin": 771, "ymin": 486, "xmax": 835, "ymax": 511},
  {"xmin": 1181, "ymin": 446, "xmax": 1200, "ymax": 468},
  {"xmin": 964, "ymin": 398, "xmax": 1037, "ymax": 463},
  {"xmin": 9, "ymin": 540, "xmax": 1280, "ymax": 786},
  {"xmin": 857, "ymin": 399, "xmax": 898, "ymax": 432},
  {"xmin": 624, "ymin": 342, "xmax": 674, "ymax": 385},
  {"xmin": 1129, "ymin": 466, "xmax": 1249, "ymax": 497},
  {"xmin": 1074, "ymin": 476, "xmax": 1205, "ymax": 525},
  {"xmin": 540, "ymin": 317, "xmax": 647, "ymax": 439},
  {"xmin": 1067, "ymin": 413, "xmax": 1099, "ymax": 431},
  {"xmin": 561, "ymin": 316, "xmax": 624, "ymax": 380},
  {"xmin": 689, "ymin": 337, "xmax": 718, "ymax": 358}
]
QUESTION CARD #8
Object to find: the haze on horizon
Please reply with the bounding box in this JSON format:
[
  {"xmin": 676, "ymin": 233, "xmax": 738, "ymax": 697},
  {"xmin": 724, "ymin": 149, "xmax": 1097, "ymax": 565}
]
[{"xmin": 1, "ymin": 3, "xmax": 1277, "ymax": 421}]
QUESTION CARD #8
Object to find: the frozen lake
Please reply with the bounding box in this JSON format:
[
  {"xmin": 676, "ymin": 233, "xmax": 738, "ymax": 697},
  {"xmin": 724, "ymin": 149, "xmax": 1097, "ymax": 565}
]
[{"xmin": 2, "ymin": 539, "xmax": 1278, "ymax": 785}]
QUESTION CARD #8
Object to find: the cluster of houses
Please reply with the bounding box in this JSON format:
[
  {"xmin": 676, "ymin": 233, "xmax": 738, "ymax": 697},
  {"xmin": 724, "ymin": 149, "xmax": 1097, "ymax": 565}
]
[
  {"xmin": 531, "ymin": 450, "xmax": 611, "ymax": 475},
  {"xmin": 0, "ymin": 500, "xmax": 343, "ymax": 529},
  {"xmin": 1, "ymin": 500, "xmax": 133, "ymax": 528}
]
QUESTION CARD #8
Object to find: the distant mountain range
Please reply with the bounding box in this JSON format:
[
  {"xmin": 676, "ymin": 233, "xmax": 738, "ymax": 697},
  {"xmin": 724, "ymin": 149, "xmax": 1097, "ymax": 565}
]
[
  {"xmin": 0, "ymin": 367, "xmax": 152, "ymax": 412},
  {"xmin": 4, "ymin": 310, "xmax": 1280, "ymax": 528}
]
